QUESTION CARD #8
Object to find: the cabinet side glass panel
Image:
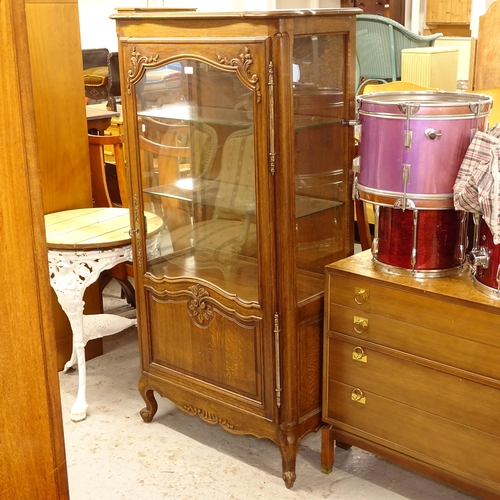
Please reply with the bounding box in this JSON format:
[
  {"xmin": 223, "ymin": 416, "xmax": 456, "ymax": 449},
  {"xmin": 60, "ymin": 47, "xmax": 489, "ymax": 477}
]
[
  {"xmin": 293, "ymin": 35, "xmax": 347, "ymax": 302},
  {"xmin": 135, "ymin": 59, "xmax": 258, "ymax": 302}
]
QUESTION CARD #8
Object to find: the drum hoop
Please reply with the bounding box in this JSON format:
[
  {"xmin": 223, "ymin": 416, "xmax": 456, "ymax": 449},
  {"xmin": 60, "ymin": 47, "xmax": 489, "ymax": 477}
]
[
  {"xmin": 355, "ymin": 183, "xmax": 454, "ymax": 209},
  {"xmin": 357, "ymin": 91, "xmax": 493, "ymax": 118},
  {"xmin": 472, "ymin": 274, "xmax": 500, "ymax": 299},
  {"xmin": 358, "ymin": 110, "xmax": 490, "ymax": 120},
  {"xmin": 372, "ymin": 258, "xmax": 466, "ymax": 278},
  {"xmin": 357, "ymin": 91, "xmax": 493, "ymax": 106}
]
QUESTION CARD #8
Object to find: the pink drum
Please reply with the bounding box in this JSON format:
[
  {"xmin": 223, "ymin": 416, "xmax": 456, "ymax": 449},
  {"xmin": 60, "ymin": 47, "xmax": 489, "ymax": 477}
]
[
  {"xmin": 468, "ymin": 216, "xmax": 500, "ymax": 298},
  {"xmin": 355, "ymin": 91, "xmax": 492, "ymax": 209},
  {"xmin": 372, "ymin": 206, "xmax": 468, "ymax": 277}
]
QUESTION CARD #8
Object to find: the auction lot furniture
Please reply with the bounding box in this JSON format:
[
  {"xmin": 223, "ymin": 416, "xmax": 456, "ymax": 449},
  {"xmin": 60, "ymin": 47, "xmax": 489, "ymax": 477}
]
[
  {"xmin": 322, "ymin": 250, "xmax": 500, "ymax": 500},
  {"xmin": 112, "ymin": 7, "xmax": 358, "ymax": 487},
  {"xmin": 401, "ymin": 46, "xmax": 459, "ymax": 91}
]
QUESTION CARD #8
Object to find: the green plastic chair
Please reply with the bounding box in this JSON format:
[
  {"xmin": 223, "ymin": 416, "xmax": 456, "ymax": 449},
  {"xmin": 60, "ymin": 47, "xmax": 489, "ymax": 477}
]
[{"xmin": 356, "ymin": 14, "xmax": 443, "ymax": 94}]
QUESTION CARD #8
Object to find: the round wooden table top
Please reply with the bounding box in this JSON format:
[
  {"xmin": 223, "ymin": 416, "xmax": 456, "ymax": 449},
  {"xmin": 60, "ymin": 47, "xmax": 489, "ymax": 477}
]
[{"xmin": 45, "ymin": 207, "xmax": 164, "ymax": 250}]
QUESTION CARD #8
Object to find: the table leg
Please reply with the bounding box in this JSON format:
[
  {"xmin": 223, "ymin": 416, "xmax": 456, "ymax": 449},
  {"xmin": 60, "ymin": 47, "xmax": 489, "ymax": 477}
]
[{"xmin": 48, "ymin": 246, "xmax": 133, "ymax": 421}]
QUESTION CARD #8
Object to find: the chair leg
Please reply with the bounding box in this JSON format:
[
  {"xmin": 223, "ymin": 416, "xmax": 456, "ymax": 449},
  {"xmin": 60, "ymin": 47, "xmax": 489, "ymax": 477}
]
[
  {"xmin": 101, "ymin": 263, "xmax": 136, "ymax": 308},
  {"xmin": 355, "ymin": 198, "xmax": 372, "ymax": 251}
]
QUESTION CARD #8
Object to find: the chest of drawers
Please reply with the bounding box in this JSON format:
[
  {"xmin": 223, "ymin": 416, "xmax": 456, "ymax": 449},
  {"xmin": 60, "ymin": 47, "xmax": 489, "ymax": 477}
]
[{"xmin": 322, "ymin": 251, "xmax": 500, "ymax": 499}]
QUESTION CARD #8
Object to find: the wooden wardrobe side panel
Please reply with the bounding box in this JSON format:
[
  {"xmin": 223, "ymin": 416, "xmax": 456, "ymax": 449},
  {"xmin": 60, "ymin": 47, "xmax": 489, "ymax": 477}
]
[
  {"xmin": 25, "ymin": 0, "xmax": 92, "ymax": 214},
  {"xmin": 25, "ymin": 0, "xmax": 103, "ymax": 368},
  {"xmin": 0, "ymin": 0, "xmax": 69, "ymax": 497}
]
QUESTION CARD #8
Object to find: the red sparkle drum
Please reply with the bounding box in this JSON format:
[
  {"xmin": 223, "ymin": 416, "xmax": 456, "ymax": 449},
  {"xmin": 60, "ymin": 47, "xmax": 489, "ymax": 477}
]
[
  {"xmin": 373, "ymin": 207, "xmax": 468, "ymax": 277},
  {"xmin": 468, "ymin": 216, "xmax": 500, "ymax": 298},
  {"xmin": 355, "ymin": 91, "xmax": 492, "ymax": 209}
]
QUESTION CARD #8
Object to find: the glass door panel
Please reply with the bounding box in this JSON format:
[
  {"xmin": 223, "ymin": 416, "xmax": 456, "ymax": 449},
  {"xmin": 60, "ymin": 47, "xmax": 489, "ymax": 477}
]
[
  {"xmin": 135, "ymin": 59, "xmax": 258, "ymax": 303},
  {"xmin": 293, "ymin": 35, "xmax": 347, "ymax": 303}
]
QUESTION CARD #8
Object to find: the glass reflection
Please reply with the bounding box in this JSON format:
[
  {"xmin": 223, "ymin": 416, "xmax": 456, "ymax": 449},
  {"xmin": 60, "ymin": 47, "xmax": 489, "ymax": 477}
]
[
  {"xmin": 293, "ymin": 35, "xmax": 347, "ymax": 300},
  {"xmin": 135, "ymin": 59, "xmax": 257, "ymax": 302}
]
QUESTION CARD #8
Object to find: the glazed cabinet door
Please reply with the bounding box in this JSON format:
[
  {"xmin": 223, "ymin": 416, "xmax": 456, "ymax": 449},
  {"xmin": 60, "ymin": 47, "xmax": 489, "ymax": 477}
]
[{"xmin": 123, "ymin": 39, "xmax": 277, "ymax": 422}]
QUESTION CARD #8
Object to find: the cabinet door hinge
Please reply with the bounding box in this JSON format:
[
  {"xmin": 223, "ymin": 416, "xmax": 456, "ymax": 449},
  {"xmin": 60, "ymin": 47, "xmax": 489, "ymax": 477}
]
[
  {"xmin": 268, "ymin": 61, "xmax": 277, "ymax": 175},
  {"xmin": 274, "ymin": 312, "xmax": 282, "ymax": 408}
]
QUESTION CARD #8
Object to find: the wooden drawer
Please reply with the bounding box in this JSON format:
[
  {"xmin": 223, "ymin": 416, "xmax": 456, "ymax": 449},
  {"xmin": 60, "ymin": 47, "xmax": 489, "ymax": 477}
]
[
  {"xmin": 327, "ymin": 274, "xmax": 500, "ymax": 350},
  {"xmin": 328, "ymin": 302, "xmax": 500, "ymax": 381},
  {"xmin": 325, "ymin": 336, "xmax": 500, "ymax": 436},
  {"xmin": 324, "ymin": 378, "xmax": 500, "ymax": 486},
  {"xmin": 323, "ymin": 253, "xmax": 500, "ymax": 497}
]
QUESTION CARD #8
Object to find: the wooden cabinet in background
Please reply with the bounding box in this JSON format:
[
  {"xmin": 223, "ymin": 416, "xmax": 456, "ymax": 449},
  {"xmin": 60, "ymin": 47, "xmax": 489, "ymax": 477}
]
[
  {"xmin": 322, "ymin": 251, "xmax": 500, "ymax": 500},
  {"xmin": 425, "ymin": 0, "xmax": 472, "ymax": 36},
  {"xmin": 426, "ymin": 0, "xmax": 471, "ymax": 25},
  {"xmin": 112, "ymin": 7, "xmax": 358, "ymax": 488},
  {"xmin": 341, "ymin": 0, "xmax": 405, "ymax": 25}
]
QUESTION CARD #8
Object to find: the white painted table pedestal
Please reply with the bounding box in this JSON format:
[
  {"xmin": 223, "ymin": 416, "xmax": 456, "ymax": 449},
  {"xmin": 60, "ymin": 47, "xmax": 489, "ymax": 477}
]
[
  {"xmin": 47, "ymin": 245, "xmax": 137, "ymax": 421},
  {"xmin": 45, "ymin": 208, "xmax": 163, "ymax": 422}
]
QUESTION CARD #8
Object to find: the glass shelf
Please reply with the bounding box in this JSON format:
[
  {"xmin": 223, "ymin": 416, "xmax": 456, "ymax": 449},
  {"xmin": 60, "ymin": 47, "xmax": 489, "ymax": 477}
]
[
  {"xmin": 138, "ymin": 104, "xmax": 252, "ymax": 127},
  {"xmin": 144, "ymin": 178, "xmax": 342, "ymax": 218},
  {"xmin": 138, "ymin": 103, "xmax": 341, "ymax": 129}
]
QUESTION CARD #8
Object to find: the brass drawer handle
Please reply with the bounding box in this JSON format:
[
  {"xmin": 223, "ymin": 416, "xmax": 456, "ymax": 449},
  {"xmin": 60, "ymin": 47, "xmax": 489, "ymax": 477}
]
[
  {"xmin": 354, "ymin": 287, "xmax": 369, "ymax": 305},
  {"xmin": 352, "ymin": 346, "xmax": 367, "ymax": 363},
  {"xmin": 353, "ymin": 316, "xmax": 368, "ymax": 334},
  {"xmin": 351, "ymin": 388, "xmax": 366, "ymax": 404}
]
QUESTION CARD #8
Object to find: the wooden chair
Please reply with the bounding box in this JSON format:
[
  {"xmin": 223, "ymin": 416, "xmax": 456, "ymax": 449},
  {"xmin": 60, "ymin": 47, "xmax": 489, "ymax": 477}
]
[
  {"xmin": 139, "ymin": 117, "xmax": 219, "ymax": 252},
  {"xmin": 88, "ymin": 133, "xmax": 135, "ymax": 305},
  {"xmin": 88, "ymin": 133, "xmax": 128, "ymax": 208},
  {"xmin": 139, "ymin": 124, "xmax": 256, "ymax": 277}
]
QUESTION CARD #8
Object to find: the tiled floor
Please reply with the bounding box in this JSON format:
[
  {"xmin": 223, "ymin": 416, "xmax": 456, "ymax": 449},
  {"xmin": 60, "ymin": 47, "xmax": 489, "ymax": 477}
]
[{"xmin": 58, "ymin": 282, "xmax": 477, "ymax": 500}]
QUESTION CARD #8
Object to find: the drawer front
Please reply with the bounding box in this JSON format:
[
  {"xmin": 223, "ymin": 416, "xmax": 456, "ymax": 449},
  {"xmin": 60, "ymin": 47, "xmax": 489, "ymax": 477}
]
[
  {"xmin": 324, "ymin": 378, "xmax": 500, "ymax": 486},
  {"xmin": 327, "ymin": 274, "xmax": 500, "ymax": 350},
  {"xmin": 325, "ymin": 336, "xmax": 500, "ymax": 436},
  {"xmin": 328, "ymin": 303, "xmax": 500, "ymax": 381}
]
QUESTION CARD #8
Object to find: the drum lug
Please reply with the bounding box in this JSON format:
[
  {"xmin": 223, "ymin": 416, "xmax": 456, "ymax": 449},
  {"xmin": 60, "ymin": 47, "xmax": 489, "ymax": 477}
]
[
  {"xmin": 467, "ymin": 246, "xmax": 490, "ymax": 269},
  {"xmin": 352, "ymin": 156, "xmax": 360, "ymax": 174},
  {"xmin": 342, "ymin": 120, "xmax": 362, "ymax": 142},
  {"xmin": 394, "ymin": 197, "xmax": 415, "ymax": 211},
  {"xmin": 394, "ymin": 165, "xmax": 413, "ymax": 211}
]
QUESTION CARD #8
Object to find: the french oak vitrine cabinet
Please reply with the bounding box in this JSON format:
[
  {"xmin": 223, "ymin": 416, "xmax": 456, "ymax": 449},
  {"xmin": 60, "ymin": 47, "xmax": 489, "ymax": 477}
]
[{"xmin": 112, "ymin": 8, "xmax": 358, "ymax": 487}]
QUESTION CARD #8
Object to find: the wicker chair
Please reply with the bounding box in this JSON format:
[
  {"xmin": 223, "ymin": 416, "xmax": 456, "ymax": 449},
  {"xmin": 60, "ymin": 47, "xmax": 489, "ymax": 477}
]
[{"xmin": 356, "ymin": 14, "xmax": 442, "ymax": 94}]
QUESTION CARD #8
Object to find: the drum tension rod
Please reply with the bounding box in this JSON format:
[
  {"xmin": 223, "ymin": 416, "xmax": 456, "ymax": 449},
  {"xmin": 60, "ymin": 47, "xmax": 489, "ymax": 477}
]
[{"xmin": 411, "ymin": 209, "xmax": 419, "ymax": 274}]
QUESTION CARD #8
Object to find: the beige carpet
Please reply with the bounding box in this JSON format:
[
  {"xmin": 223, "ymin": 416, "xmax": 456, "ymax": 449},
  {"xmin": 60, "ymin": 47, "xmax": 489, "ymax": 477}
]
[{"xmin": 58, "ymin": 281, "xmax": 476, "ymax": 500}]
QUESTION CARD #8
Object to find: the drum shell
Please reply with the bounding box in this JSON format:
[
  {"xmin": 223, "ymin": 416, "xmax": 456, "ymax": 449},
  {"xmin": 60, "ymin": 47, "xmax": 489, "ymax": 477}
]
[
  {"xmin": 375, "ymin": 207, "xmax": 466, "ymax": 273},
  {"xmin": 357, "ymin": 91, "xmax": 491, "ymax": 202}
]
